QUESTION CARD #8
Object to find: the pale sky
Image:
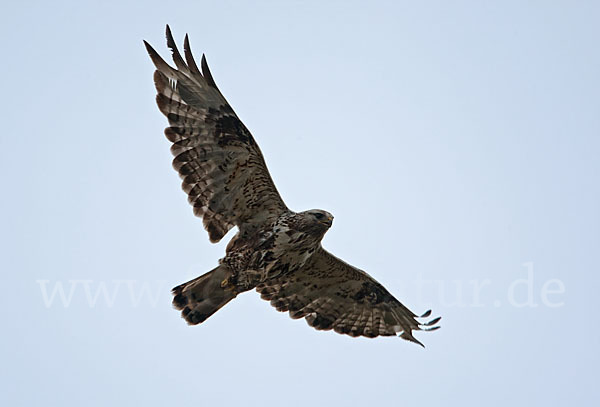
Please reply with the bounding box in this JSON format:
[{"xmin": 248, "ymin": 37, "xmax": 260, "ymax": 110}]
[{"xmin": 1, "ymin": 1, "xmax": 599, "ymax": 406}]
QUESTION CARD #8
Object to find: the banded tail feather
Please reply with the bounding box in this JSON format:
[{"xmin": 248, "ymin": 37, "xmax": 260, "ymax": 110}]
[{"xmin": 172, "ymin": 265, "xmax": 237, "ymax": 325}]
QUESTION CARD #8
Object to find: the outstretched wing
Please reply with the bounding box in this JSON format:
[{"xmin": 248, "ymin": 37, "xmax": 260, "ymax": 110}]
[
  {"xmin": 144, "ymin": 26, "xmax": 288, "ymax": 242},
  {"xmin": 256, "ymin": 248, "xmax": 441, "ymax": 345}
]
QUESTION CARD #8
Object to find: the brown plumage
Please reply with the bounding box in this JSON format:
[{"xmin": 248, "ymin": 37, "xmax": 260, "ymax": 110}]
[{"xmin": 145, "ymin": 25, "xmax": 440, "ymax": 345}]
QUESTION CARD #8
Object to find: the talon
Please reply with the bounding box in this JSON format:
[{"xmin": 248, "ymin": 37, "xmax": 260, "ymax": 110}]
[{"xmin": 220, "ymin": 277, "xmax": 238, "ymax": 296}]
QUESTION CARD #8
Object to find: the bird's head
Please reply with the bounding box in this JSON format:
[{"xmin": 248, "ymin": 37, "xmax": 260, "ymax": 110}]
[
  {"xmin": 306, "ymin": 209, "xmax": 334, "ymax": 227},
  {"xmin": 295, "ymin": 209, "xmax": 334, "ymax": 238}
]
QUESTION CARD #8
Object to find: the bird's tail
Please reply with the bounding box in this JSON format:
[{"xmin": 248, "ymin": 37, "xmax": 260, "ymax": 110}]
[{"xmin": 172, "ymin": 265, "xmax": 237, "ymax": 325}]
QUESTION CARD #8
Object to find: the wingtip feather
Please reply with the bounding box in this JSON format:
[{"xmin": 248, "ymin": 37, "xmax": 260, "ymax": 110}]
[
  {"xmin": 164, "ymin": 25, "xmax": 189, "ymax": 72},
  {"xmin": 201, "ymin": 54, "xmax": 219, "ymax": 90},
  {"xmin": 184, "ymin": 33, "xmax": 202, "ymax": 76},
  {"xmin": 399, "ymin": 331, "xmax": 425, "ymax": 347},
  {"xmin": 424, "ymin": 316, "xmax": 442, "ymax": 327}
]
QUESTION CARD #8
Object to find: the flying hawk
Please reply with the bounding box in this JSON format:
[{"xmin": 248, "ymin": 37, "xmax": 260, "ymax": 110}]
[{"xmin": 144, "ymin": 26, "xmax": 440, "ymax": 345}]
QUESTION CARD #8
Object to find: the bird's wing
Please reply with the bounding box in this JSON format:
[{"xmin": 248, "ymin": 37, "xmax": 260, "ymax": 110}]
[
  {"xmin": 145, "ymin": 26, "xmax": 288, "ymax": 242},
  {"xmin": 256, "ymin": 247, "xmax": 441, "ymax": 344}
]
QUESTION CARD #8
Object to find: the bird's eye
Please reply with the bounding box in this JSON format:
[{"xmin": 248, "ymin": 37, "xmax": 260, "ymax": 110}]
[{"xmin": 314, "ymin": 213, "xmax": 325, "ymax": 220}]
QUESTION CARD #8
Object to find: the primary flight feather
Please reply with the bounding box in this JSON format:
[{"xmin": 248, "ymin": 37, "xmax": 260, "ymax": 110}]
[{"xmin": 144, "ymin": 25, "xmax": 440, "ymax": 345}]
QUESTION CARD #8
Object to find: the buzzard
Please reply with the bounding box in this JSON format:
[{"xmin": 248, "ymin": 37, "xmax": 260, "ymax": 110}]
[{"xmin": 144, "ymin": 26, "xmax": 440, "ymax": 345}]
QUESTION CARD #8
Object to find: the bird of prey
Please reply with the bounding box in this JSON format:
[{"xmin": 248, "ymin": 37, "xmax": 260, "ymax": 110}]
[{"xmin": 144, "ymin": 26, "xmax": 440, "ymax": 345}]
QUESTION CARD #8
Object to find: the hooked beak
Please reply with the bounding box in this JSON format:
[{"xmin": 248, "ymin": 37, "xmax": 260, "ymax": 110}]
[{"xmin": 320, "ymin": 215, "xmax": 334, "ymax": 227}]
